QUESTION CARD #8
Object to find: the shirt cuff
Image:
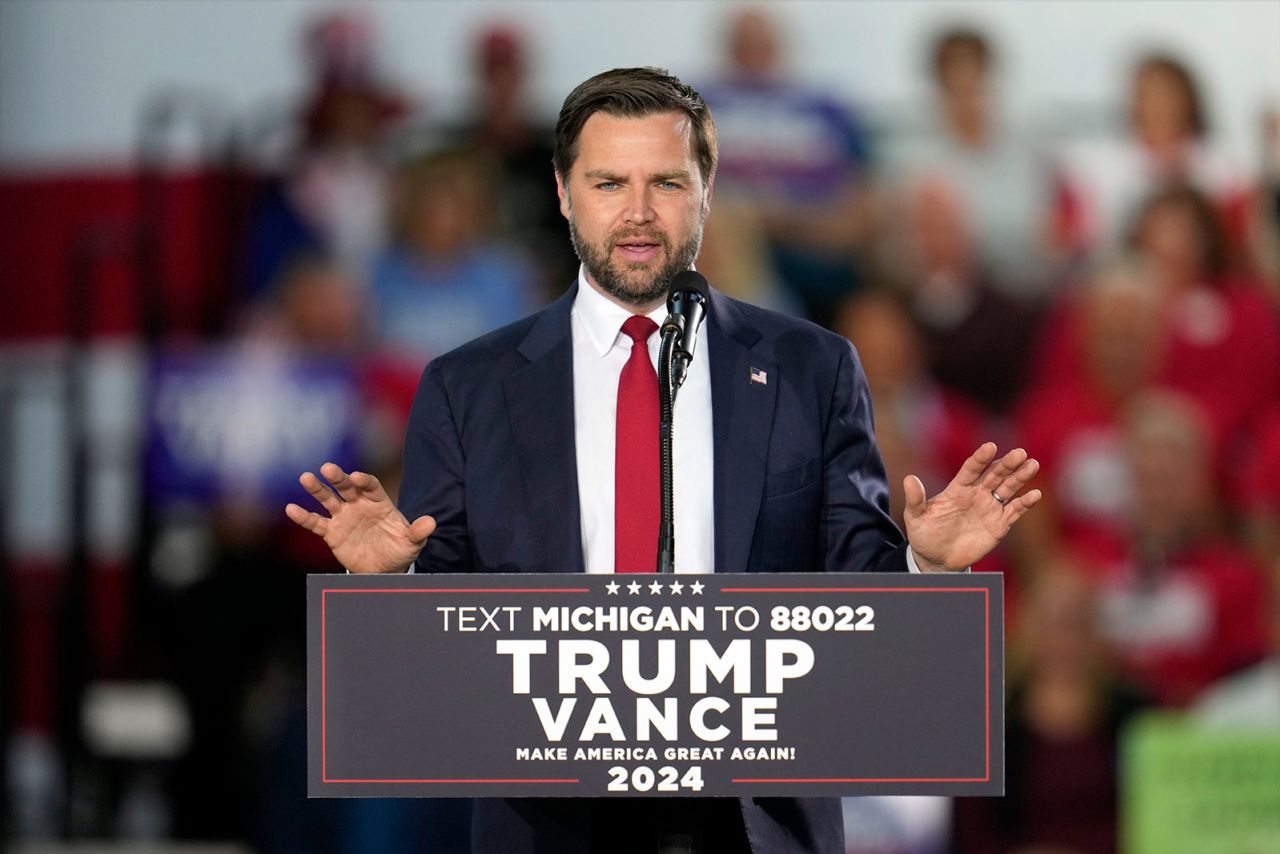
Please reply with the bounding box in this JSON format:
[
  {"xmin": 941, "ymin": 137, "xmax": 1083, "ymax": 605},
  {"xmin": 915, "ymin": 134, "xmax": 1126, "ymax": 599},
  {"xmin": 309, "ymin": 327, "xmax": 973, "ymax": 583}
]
[
  {"xmin": 345, "ymin": 562, "xmax": 417, "ymax": 574},
  {"xmin": 905, "ymin": 546, "xmax": 970, "ymax": 573}
]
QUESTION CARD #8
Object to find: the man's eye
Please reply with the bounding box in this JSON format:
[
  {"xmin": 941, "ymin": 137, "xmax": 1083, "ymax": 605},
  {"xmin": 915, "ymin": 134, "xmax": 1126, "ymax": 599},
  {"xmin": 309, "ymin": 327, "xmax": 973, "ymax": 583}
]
[
  {"xmin": 658, "ymin": 181, "xmax": 680, "ymax": 190},
  {"xmin": 596, "ymin": 182, "xmax": 619, "ymax": 191}
]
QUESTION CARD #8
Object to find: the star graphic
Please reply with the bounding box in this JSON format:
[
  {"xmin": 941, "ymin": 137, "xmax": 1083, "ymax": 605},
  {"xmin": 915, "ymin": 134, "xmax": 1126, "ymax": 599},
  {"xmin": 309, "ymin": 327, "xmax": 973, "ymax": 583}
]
[
  {"xmin": 669, "ymin": 580, "xmax": 684, "ymax": 595},
  {"xmin": 627, "ymin": 580, "xmax": 642, "ymax": 595},
  {"xmin": 648, "ymin": 580, "xmax": 664, "ymax": 595},
  {"xmin": 690, "ymin": 580, "xmax": 705, "ymax": 595},
  {"xmin": 605, "ymin": 581, "xmax": 620, "ymax": 596}
]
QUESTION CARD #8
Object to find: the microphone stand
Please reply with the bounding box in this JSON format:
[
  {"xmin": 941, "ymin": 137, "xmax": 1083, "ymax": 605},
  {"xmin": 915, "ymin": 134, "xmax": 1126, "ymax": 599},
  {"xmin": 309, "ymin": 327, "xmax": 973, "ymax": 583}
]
[{"xmin": 656, "ymin": 326, "xmax": 681, "ymax": 573}]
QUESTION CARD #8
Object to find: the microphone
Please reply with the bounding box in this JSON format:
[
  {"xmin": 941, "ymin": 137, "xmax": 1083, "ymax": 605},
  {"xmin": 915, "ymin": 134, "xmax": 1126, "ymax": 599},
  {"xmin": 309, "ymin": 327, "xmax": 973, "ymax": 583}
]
[
  {"xmin": 655, "ymin": 271, "xmax": 709, "ymax": 573},
  {"xmin": 660, "ymin": 270, "xmax": 710, "ymax": 390}
]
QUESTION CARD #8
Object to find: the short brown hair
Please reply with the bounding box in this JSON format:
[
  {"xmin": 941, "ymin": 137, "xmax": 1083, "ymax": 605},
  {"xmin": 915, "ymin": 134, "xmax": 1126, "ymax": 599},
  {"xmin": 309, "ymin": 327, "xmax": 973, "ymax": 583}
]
[
  {"xmin": 1133, "ymin": 52, "xmax": 1207, "ymax": 138},
  {"xmin": 552, "ymin": 67, "xmax": 718, "ymax": 188},
  {"xmin": 1128, "ymin": 183, "xmax": 1229, "ymax": 279},
  {"xmin": 930, "ymin": 27, "xmax": 992, "ymax": 82}
]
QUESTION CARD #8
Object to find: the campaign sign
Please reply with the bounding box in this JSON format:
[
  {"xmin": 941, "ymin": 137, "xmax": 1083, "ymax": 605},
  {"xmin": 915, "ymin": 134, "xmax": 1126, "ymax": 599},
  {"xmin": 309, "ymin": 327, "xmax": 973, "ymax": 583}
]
[
  {"xmin": 1123, "ymin": 713, "xmax": 1280, "ymax": 854},
  {"xmin": 146, "ymin": 348, "xmax": 359, "ymax": 506},
  {"xmin": 308, "ymin": 572, "xmax": 1003, "ymax": 798}
]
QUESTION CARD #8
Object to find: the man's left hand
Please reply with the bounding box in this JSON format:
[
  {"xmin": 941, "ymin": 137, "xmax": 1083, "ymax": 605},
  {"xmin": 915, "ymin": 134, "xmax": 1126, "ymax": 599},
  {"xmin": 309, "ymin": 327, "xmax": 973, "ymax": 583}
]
[{"xmin": 904, "ymin": 442, "xmax": 1041, "ymax": 573}]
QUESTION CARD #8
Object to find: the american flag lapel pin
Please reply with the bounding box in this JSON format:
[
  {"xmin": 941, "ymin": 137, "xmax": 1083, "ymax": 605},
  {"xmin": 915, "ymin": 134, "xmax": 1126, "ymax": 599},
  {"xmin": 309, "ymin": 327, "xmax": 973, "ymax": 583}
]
[{"xmin": 749, "ymin": 367, "xmax": 768, "ymax": 386}]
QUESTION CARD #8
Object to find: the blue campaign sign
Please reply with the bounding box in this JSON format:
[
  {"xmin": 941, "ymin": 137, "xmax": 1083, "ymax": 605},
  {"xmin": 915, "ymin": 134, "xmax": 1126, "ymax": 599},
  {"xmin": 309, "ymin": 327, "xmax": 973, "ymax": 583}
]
[{"xmin": 146, "ymin": 347, "xmax": 360, "ymax": 506}]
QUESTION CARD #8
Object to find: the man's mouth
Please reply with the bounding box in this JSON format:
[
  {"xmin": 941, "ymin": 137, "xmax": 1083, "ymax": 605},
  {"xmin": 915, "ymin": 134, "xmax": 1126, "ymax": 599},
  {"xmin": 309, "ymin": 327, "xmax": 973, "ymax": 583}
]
[{"xmin": 613, "ymin": 239, "xmax": 663, "ymax": 263}]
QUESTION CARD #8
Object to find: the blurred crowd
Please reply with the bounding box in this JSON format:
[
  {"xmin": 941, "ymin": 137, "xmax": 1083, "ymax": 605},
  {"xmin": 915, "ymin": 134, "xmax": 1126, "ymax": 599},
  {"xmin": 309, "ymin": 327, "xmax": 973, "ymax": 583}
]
[{"xmin": 4, "ymin": 5, "xmax": 1280, "ymax": 854}]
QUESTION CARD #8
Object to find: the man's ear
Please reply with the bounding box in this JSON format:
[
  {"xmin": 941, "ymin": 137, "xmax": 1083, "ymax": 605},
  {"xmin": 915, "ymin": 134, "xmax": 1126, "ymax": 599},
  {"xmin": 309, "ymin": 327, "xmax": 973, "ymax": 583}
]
[
  {"xmin": 703, "ymin": 175, "xmax": 715, "ymax": 215},
  {"xmin": 555, "ymin": 171, "xmax": 570, "ymax": 220}
]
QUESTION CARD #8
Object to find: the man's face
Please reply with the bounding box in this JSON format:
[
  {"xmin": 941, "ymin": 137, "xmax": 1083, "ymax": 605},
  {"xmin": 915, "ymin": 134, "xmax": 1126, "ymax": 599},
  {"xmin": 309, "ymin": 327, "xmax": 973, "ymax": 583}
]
[{"xmin": 556, "ymin": 111, "xmax": 710, "ymax": 310}]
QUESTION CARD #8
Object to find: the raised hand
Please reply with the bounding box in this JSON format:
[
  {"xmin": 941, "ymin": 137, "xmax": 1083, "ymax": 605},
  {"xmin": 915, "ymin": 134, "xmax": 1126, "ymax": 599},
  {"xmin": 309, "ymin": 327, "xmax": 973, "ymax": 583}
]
[
  {"xmin": 903, "ymin": 442, "xmax": 1041, "ymax": 572},
  {"xmin": 284, "ymin": 462, "xmax": 435, "ymax": 574}
]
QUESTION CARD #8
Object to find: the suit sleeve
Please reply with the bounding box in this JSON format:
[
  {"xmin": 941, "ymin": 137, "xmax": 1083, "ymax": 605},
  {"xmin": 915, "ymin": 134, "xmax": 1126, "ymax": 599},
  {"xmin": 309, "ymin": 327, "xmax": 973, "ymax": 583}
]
[
  {"xmin": 398, "ymin": 360, "xmax": 474, "ymax": 573},
  {"xmin": 819, "ymin": 340, "xmax": 909, "ymax": 573}
]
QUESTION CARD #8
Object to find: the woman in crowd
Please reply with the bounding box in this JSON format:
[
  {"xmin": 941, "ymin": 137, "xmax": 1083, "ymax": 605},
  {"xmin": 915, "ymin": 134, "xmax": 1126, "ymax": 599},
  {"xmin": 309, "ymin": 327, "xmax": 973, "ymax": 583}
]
[{"xmin": 1056, "ymin": 53, "xmax": 1254, "ymax": 262}]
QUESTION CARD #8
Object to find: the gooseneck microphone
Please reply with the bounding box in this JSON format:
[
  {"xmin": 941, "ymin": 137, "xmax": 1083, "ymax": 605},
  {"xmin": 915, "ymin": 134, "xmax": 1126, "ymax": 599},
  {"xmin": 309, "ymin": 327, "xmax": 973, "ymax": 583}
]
[
  {"xmin": 656, "ymin": 270, "xmax": 711, "ymax": 573},
  {"xmin": 659, "ymin": 270, "xmax": 711, "ymax": 394}
]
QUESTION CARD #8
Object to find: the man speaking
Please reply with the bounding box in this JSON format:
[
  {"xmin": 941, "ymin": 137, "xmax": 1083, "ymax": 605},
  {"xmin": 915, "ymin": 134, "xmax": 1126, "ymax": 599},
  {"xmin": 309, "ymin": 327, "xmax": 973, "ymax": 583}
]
[{"xmin": 286, "ymin": 67, "xmax": 1039, "ymax": 854}]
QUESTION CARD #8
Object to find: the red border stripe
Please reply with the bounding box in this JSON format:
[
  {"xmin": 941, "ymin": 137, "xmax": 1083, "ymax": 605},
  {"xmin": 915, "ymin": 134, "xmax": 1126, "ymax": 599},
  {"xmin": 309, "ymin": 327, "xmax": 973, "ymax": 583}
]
[
  {"xmin": 326, "ymin": 778, "xmax": 580, "ymax": 784},
  {"xmin": 328, "ymin": 588, "xmax": 590, "ymax": 593},
  {"xmin": 719, "ymin": 587, "xmax": 984, "ymax": 593},
  {"xmin": 733, "ymin": 777, "xmax": 988, "ymax": 783}
]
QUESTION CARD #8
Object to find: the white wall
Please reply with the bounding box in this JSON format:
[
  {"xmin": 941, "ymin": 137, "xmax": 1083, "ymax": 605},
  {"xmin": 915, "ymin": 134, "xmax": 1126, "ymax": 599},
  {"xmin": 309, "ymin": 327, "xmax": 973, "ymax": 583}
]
[{"xmin": 1, "ymin": 0, "xmax": 1278, "ymax": 170}]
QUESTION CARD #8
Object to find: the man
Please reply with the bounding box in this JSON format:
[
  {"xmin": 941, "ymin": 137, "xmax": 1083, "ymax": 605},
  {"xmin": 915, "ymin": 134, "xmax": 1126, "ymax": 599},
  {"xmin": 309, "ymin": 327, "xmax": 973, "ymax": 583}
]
[{"xmin": 286, "ymin": 67, "xmax": 1040, "ymax": 854}]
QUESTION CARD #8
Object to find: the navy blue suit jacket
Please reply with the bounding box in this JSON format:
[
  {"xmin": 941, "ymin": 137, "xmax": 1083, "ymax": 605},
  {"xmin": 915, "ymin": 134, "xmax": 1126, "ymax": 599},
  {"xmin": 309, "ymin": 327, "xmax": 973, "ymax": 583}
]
[{"xmin": 399, "ymin": 284, "xmax": 908, "ymax": 853}]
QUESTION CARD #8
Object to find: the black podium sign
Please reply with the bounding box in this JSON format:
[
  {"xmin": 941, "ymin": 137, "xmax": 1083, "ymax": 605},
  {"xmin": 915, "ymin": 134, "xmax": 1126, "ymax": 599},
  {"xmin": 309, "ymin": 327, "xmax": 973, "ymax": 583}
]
[{"xmin": 308, "ymin": 572, "xmax": 1003, "ymax": 798}]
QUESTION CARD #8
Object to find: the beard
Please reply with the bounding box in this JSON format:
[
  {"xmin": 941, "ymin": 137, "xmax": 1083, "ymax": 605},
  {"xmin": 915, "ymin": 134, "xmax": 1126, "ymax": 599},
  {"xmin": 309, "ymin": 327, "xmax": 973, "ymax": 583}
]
[{"xmin": 566, "ymin": 202, "xmax": 704, "ymax": 308}]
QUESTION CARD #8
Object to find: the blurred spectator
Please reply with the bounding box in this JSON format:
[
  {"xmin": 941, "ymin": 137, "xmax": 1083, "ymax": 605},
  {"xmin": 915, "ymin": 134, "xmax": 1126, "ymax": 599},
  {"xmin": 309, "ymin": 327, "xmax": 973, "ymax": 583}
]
[
  {"xmin": 162, "ymin": 260, "xmax": 360, "ymax": 838},
  {"xmin": 447, "ymin": 24, "xmax": 577, "ymax": 297},
  {"xmin": 244, "ymin": 253, "xmax": 366, "ymax": 355},
  {"xmin": 1070, "ymin": 392, "xmax": 1269, "ymax": 707},
  {"xmin": 247, "ymin": 256, "xmax": 376, "ymax": 562},
  {"xmin": 370, "ymin": 147, "xmax": 541, "ymax": 368},
  {"xmin": 884, "ymin": 26, "xmax": 1059, "ymax": 302},
  {"xmin": 159, "ymin": 254, "xmax": 471, "ymax": 851},
  {"xmin": 701, "ymin": 6, "xmax": 873, "ymax": 325},
  {"xmin": 1238, "ymin": 406, "xmax": 1280, "ymax": 566},
  {"xmin": 833, "ymin": 290, "xmax": 985, "ymax": 527},
  {"xmin": 1254, "ymin": 108, "xmax": 1280, "ymax": 295},
  {"xmin": 1056, "ymin": 52, "xmax": 1254, "ymax": 261},
  {"xmin": 1015, "ymin": 264, "xmax": 1168, "ymax": 559},
  {"xmin": 697, "ymin": 201, "xmax": 797, "ymax": 313},
  {"xmin": 247, "ymin": 10, "xmax": 407, "ymax": 297},
  {"xmin": 1127, "ymin": 187, "xmax": 1277, "ymax": 460},
  {"xmin": 243, "ymin": 253, "xmax": 417, "ymax": 482},
  {"xmin": 952, "ymin": 567, "xmax": 1149, "ymax": 854},
  {"xmin": 1193, "ymin": 562, "xmax": 1280, "ymax": 729},
  {"xmin": 883, "ymin": 178, "xmax": 1042, "ymax": 416},
  {"xmin": 1034, "ymin": 185, "xmax": 1280, "ymax": 475}
]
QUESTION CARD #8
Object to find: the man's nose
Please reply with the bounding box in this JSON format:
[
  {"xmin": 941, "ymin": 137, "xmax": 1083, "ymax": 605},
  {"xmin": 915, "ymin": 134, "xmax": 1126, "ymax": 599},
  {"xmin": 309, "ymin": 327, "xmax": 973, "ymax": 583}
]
[{"xmin": 622, "ymin": 185, "xmax": 655, "ymax": 225}]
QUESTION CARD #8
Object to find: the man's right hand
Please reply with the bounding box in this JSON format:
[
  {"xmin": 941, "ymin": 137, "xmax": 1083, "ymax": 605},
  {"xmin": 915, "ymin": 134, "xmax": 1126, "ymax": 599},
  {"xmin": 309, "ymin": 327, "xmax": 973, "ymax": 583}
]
[{"xmin": 284, "ymin": 462, "xmax": 435, "ymax": 574}]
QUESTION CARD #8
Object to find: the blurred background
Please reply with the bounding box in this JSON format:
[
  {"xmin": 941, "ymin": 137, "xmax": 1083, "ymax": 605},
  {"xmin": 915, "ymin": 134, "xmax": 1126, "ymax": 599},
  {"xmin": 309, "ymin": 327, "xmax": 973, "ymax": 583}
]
[{"xmin": 1, "ymin": 1, "xmax": 1278, "ymax": 852}]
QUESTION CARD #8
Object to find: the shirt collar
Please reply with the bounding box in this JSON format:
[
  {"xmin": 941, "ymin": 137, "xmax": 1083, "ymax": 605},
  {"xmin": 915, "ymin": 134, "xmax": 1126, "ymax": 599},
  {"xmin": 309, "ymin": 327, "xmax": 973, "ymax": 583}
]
[{"xmin": 572, "ymin": 264, "xmax": 669, "ymax": 358}]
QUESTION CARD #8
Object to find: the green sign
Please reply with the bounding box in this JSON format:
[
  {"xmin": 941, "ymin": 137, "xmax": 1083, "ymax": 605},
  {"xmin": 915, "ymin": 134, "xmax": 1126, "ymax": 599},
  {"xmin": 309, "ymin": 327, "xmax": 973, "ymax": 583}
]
[{"xmin": 1124, "ymin": 712, "xmax": 1280, "ymax": 854}]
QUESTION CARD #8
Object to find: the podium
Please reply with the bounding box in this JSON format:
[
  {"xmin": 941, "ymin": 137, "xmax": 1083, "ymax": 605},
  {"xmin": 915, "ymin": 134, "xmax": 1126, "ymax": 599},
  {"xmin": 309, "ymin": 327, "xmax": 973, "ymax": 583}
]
[{"xmin": 308, "ymin": 572, "xmax": 1003, "ymax": 798}]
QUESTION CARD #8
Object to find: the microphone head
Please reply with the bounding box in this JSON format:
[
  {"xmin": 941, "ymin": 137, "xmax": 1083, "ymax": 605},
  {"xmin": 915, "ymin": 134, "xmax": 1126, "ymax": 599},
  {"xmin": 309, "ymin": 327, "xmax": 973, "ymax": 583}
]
[{"xmin": 667, "ymin": 270, "xmax": 710, "ymax": 309}]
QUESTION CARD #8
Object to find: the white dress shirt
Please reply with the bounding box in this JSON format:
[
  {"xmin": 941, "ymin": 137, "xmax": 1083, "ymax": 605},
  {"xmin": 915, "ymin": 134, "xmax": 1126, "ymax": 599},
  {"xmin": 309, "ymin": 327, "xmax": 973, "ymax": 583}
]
[
  {"xmin": 569, "ymin": 266, "xmax": 927, "ymax": 575},
  {"xmin": 572, "ymin": 267, "xmax": 715, "ymax": 574}
]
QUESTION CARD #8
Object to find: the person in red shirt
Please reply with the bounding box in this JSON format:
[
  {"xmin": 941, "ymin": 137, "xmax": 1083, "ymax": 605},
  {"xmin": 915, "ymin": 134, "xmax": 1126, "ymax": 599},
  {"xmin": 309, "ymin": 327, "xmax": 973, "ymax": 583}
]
[
  {"xmin": 1068, "ymin": 392, "xmax": 1269, "ymax": 707},
  {"xmin": 1015, "ymin": 264, "xmax": 1168, "ymax": 561},
  {"xmin": 1033, "ymin": 184, "xmax": 1280, "ymax": 478},
  {"xmin": 834, "ymin": 290, "xmax": 987, "ymax": 529}
]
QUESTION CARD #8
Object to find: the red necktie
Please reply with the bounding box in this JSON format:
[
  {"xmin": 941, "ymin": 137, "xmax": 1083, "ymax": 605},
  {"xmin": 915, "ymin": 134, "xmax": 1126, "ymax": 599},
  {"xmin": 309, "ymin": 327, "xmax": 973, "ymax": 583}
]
[{"xmin": 615, "ymin": 315, "xmax": 660, "ymax": 573}]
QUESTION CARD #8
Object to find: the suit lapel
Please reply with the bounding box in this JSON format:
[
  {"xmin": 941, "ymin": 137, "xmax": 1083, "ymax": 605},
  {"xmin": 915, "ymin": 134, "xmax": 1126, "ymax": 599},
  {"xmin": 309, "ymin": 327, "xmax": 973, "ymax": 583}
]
[
  {"xmin": 708, "ymin": 291, "xmax": 777, "ymax": 574},
  {"xmin": 503, "ymin": 287, "xmax": 585, "ymax": 574}
]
